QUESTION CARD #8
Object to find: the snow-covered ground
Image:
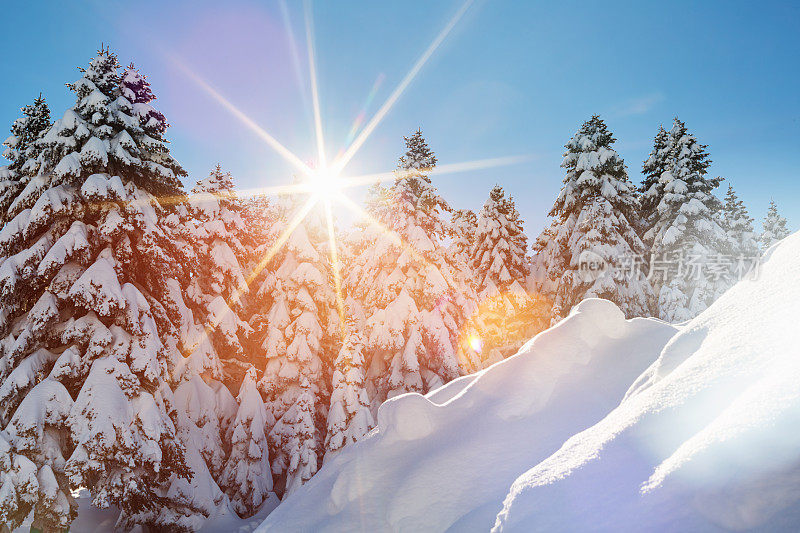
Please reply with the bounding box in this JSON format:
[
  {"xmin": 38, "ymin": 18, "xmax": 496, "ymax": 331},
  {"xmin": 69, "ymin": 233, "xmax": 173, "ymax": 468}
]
[
  {"xmin": 257, "ymin": 300, "xmax": 677, "ymax": 531},
  {"xmin": 258, "ymin": 232, "xmax": 800, "ymax": 532}
]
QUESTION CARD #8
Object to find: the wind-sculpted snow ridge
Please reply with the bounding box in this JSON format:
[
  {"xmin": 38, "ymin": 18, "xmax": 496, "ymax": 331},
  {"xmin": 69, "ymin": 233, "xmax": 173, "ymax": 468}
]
[
  {"xmin": 257, "ymin": 298, "xmax": 677, "ymax": 532},
  {"xmin": 493, "ymin": 232, "xmax": 800, "ymax": 532}
]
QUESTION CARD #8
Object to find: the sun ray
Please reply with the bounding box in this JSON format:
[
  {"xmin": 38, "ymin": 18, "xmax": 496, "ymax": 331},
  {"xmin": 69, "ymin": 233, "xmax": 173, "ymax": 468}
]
[
  {"xmin": 246, "ymin": 196, "xmax": 318, "ymax": 285},
  {"xmin": 333, "ymin": 194, "xmax": 462, "ymax": 290},
  {"xmin": 172, "ymin": 57, "xmax": 313, "ymax": 176},
  {"xmin": 331, "ymin": 0, "xmax": 474, "ymax": 175},
  {"xmin": 304, "ymin": 0, "xmax": 327, "ymax": 168},
  {"xmin": 279, "ymin": 0, "xmax": 314, "ymax": 131},
  {"xmin": 339, "ymin": 154, "xmax": 533, "ymax": 189},
  {"xmin": 323, "ymin": 200, "xmax": 346, "ymax": 339},
  {"xmin": 333, "ymin": 194, "xmax": 474, "ymax": 309}
]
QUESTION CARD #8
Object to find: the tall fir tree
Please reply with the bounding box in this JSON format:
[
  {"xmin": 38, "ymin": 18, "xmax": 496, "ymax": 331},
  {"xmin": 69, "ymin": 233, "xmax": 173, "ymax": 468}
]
[
  {"xmin": 2, "ymin": 94, "xmax": 51, "ymax": 172},
  {"xmin": 534, "ymin": 116, "xmax": 653, "ymax": 321},
  {"xmin": 646, "ymin": 117, "xmax": 726, "ymax": 322},
  {"xmin": 639, "ymin": 124, "xmax": 670, "ymax": 241},
  {"xmin": 759, "ymin": 199, "xmax": 790, "ymax": 249},
  {"xmin": 719, "ymin": 184, "xmax": 758, "ymax": 257},
  {"xmin": 714, "ymin": 184, "xmax": 759, "ymax": 292},
  {"xmin": 446, "ymin": 207, "xmax": 483, "ymax": 371},
  {"xmin": 470, "ymin": 185, "xmax": 548, "ymax": 360},
  {"xmin": 249, "ymin": 189, "xmax": 337, "ymax": 497},
  {"xmin": 0, "ymin": 95, "xmax": 52, "ymax": 223},
  {"xmin": 173, "ymin": 165, "xmax": 253, "ymax": 386},
  {"xmin": 448, "ymin": 208, "xmax": 477, "ymax": 267},
  {"xmin": 0, "ymin": 49, "xmax": 219, "ymax": 531},
  {"xmin": 345, "ymin": 130, "xmax": 473, "ymax": 408}
]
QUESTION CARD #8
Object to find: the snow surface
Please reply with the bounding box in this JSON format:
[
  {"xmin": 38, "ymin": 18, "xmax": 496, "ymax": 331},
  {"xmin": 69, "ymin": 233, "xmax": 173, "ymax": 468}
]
[
  {"xmin": 257, "ymin": 298, "xmax": 677, "ymax": 532},
  {"xmin": 259, "ymin": 232, "xmax": 800, "ymax": 532}
]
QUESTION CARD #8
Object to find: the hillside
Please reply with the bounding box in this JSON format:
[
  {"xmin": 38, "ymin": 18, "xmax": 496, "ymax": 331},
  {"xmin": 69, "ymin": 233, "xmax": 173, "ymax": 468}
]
[{"xmin": 259, "ymin": 232, "xmax": 800, "ymax": 532}]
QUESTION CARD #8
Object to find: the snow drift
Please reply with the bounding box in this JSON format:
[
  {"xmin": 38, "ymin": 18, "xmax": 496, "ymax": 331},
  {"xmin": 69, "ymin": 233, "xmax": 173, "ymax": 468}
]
[
  {"xmin": 259, "ymin": 232, "xmax": 800, "ymax": 532},
  {"xmin": 258, "ymin": 298, "xmax": 677, "ymax": 531},
  {"xmin": 493, "ymin": 232, "xmax": 800, "ymax": 531}
]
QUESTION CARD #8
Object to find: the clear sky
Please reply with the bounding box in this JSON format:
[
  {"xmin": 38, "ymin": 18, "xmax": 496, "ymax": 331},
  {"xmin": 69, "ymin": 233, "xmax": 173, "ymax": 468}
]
[{"xmin": 1, "ymin": 0, "xmax": 798, "ymax": 236}]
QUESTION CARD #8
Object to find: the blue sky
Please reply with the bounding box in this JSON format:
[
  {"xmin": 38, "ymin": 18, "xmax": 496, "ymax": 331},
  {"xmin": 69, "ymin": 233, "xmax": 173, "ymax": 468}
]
[{"xmin": 1, "ymin": 0, "xmax": 798, "ymax": 235}]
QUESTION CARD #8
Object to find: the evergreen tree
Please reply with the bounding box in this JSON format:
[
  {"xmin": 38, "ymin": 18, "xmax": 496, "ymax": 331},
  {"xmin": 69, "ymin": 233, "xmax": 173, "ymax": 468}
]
[
  {"xmin": 220, "ymin": 367, "xmax": 275, "ymax": 517},
  {"xmin": 0, "ymin": 95, "xmax": 51, "ymax": 223},
  {"xmin": 719, "ymin": 184, "xmax": 758, "ymax": 257},
  {"xmin": 646, "ymin": 118, "xmax": 726, "ymax": 322},
  {"xmin": 2, "ymin": 94, "xmax": 51, "ymax": 172},
  {"xmin": 470, "ymin": 185, "xmax": 548, "ymax": 359},
  {"xmin": 269, "ymin": 378, "xmax": 317, "ymax": 496},
  {"xmin": 534, "ymin": 115, "xmax": 653, "ymax": 321},
  {"xmin": 639, "ymin": 124, "xmax": 670, "ymax": 239},
  {"xmin": 249, "ymin": 190, "xmax": 336, "ymax": 496},
  {"xmin": 7, "ymin": 48, "xmax": 185, "ymax": 220},
  {"xmin": 324, "ymin": 315, "xmax": 374, "ymax": 460},
  {"xmin": 0, "ymin": 49, "xmax": 212, "ymax": 531},
  {"xmin": 446, "ymin": 208, "xmax": 483, "ymax": 371},
  {"xmin": 172, "ymin": 165, "xmax": 253, "ymax": 386},
  {"xmin": 759, "ymin": 199, "xmax": 790, "ymax": 249},
  {"xmin": 345, "ymin": 130, "xmax": 471, "ymax": 407},
  {"xmin": 715, "ymin": 184, "xmax": 758, "ymax": 292},
  {"xmin": 166, "ymin": 375, "xmax": 237, "ymax": 529},
  {"xmin": 448, "ymin": 208, "xmax": 477, "ymax": 266}
]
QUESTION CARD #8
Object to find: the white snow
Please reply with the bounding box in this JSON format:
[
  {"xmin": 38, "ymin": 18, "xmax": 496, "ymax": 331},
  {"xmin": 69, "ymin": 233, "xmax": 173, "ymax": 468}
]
[
  {"xmin": 258, "ymin": 232, "xmax": 800, "ymax": 532},
  {"xmin": 257, "ymin": 298, "xmax": 676, "ymax": 532}
]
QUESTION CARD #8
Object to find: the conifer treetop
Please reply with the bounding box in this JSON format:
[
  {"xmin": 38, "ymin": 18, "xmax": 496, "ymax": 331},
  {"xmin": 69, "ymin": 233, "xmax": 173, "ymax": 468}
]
[
  {"xmin": 2, "ymin": 95, "xmax": 51, "ymax": 172},
  {"xmin": 551, "ymin": 115, "xmax": 638, "ymax": 221},
  {"xmin": 760, "ymin": 199, "xmax": 790, "ymax": 248},
  {"xmin": 398, "ymin": 129, "xmax": 437, "ymax": 173},
  {"xmin": 31, "ymin": 47, "xmax": 185, "ymax": 200}
]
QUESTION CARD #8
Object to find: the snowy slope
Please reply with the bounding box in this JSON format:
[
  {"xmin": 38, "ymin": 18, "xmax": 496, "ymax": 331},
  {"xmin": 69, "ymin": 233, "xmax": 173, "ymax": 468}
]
[
  {"xmin": 493, "ymin": 232, "xmax": 800, "ymax": 531},
  {"xmin": 257, "ymin": 299, "xmax": 677, "ymax": 532}
]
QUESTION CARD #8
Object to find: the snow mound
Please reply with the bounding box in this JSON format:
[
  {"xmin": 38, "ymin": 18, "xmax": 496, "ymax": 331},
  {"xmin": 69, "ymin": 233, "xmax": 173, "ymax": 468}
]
[
  {"xmin": 258, "ymin": 298, "xmax": 677, "ymax": 532},
  {"xmin": 493, "ymin": 232, "xmax": 800, "ymax": 531}
]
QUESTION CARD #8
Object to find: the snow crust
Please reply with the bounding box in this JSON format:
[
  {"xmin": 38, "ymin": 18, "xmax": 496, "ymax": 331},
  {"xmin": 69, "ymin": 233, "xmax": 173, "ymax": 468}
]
[{"xmin": 257, "ymin": 299, "xmax": 676, "ymax": 532}]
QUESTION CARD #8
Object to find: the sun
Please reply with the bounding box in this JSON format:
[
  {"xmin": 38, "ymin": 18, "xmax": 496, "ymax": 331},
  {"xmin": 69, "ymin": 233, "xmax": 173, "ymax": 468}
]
[{"xmin": 307, "ymin": 166, "xmax": 344, "ymax": 199}]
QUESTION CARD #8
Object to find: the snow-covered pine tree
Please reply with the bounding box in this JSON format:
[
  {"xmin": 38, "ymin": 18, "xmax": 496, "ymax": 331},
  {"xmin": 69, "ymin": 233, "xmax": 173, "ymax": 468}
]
[
  {"xmin": 268, "ymin": 377, "xmax": 317, "ymax": 496},
  {"xmin": 345, "ymin": 130, "xmax": 473, "ymax": 406},
  {"xmin": 0, "ymin": 95, "xmax": 51, "ymax": 223},
  {"xmin": 759, "ymin": 199, "xmax": 790, "ymax": 249},
  {"xmin": 0, "ymin": 48, "xmax": 217, "ymax": 531},
  {"xmin": 324, "ymin": 314, "xmax": 373, "ymax": 461},
  {"xmin": 249, "ymin": 188, "xmax": 336, "ymax": 497},
  {"xmin": 173, "ymin": 165, "xmax": 253, "ymax": 387},
  {"xmin": 115, "ymin": 71, "xmax": 248, "ymax": 526},
  {"xmin": 449, "ymin": 208, "xmax": 477, "ymax": 266},
  {"xmin": 446, "ymin": 208, "xmax": 483, "ymax": 371},
  {"xmin": 646, "ymin": 117, "xmax": 727, "ymax": 322},
  {"xmin": 719, "ymin": 184, "xmax": 758, "ymax": 257},
  {"xmin": 534, "ymin": 116, "xmax": 653, "ymax": 322},
  {"xmin": 470, "ymin": 185, "xmax": 548, "ymax": 359},
  {"xmin": 220, "ymin": 366, "xmax": 276, "ymax": 517},
  {"xmin": 714, "ymin": 184, "xmax": 758, "ymax": 293},
  {"xmin": 639, "ymin": 124, "xmax": 670, "ymax": 241}
]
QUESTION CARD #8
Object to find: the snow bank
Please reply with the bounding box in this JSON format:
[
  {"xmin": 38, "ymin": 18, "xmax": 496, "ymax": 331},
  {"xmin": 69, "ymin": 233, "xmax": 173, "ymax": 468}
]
[
  {"xmin": 493, "ymin": 232, "xmax": 800, "ymax": 531},
  {"xmin": 258, "ymin": 299, "xmax": 677, "ymax": 532}
]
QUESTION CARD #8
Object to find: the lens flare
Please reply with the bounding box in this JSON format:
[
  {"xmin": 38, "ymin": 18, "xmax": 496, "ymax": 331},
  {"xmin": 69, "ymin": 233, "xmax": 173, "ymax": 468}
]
[{"xmin": 468, "ymin": 335, "xmax": 483, "ymax": 352}]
